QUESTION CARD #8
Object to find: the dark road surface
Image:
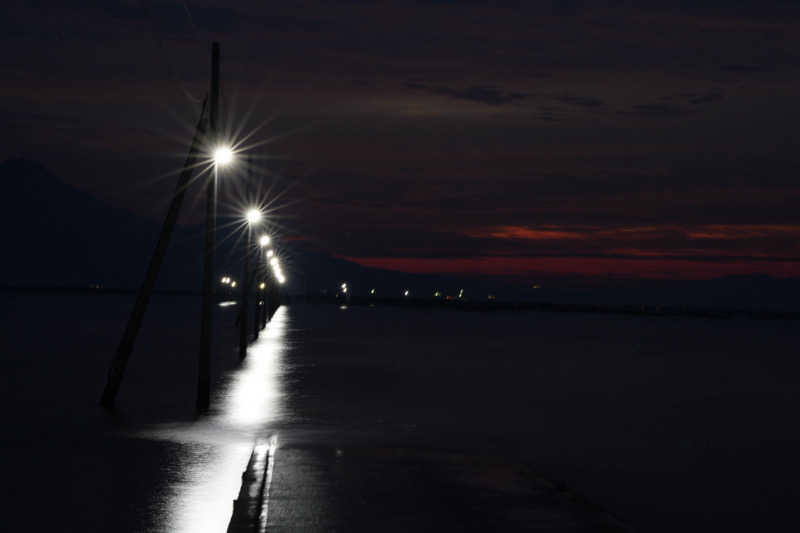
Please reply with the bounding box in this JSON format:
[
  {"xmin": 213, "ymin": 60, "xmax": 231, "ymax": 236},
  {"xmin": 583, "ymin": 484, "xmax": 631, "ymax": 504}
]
[{"xmin": 1, "ymin": 293, "xmax": 798, "ymax": 531}]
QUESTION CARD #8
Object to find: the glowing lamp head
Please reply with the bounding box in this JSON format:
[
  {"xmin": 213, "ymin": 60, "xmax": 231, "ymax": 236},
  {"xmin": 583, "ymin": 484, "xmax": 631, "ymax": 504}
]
[
  {"xmin": 246, "ymin": 208, "xmax": 262, "ymax": 225},
  {"xmin": 213, "ymin": 146, "xmax": 233, "ymax": 166},
  {"xmin": 266, "ymin": 249, "xmax": 274, "ymax": 258},
  {"xmin": 259, "ymin": 235, "xmax": 271, "ymax": 247}
]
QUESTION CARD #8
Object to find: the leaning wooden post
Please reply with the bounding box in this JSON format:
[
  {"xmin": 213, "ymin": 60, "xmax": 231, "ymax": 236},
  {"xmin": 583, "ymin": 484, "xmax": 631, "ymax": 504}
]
[
  {"xmin": 99, "ymin": 99, "xmax": 208, "ymax": 408},
  {"xmin": 197, "ymin": 42, "xmax": 220, "ymax": 411}
]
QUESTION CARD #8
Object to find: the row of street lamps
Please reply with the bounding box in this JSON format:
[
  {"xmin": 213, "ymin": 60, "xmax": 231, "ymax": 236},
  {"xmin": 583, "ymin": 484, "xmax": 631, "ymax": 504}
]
[
  {"xmin": 244, "ymin": 208, "xmax": 286, "ymax": 285},
  {"xmin": 213, "ymin": 147, "xmax": 287, "ymax": 361},
  {"xmin": 213, "ymin": 147, "xmax": 287, "ymax": 288}
]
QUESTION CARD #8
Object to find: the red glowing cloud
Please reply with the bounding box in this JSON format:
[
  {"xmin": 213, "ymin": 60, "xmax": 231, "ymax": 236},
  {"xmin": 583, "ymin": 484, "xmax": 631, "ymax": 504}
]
[
  {"xmin": 345, "ymin": 256, "xmax": 800, "ymax": 280},
  {"xmin": 469, "ymin": 225, "xmax": 585, "ymax": 240},
  {"xmin": 468, "ymin": 224, "xmax": 800, "ymax": 243}
]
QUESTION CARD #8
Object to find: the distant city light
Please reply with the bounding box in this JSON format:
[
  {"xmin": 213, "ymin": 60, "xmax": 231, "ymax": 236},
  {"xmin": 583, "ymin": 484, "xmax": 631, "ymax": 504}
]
[
  {"xmin": 458, "ymin": 289, "xmax": 464, "ymax": 298},
  {"xmin": 246, "ymin": 208, "xmax": 262, "ymax": 224},
  {"xmin": 434, "ymin": 291, "xmax": 441, "ymax": 297},
  {"xmin": 259, "ymin": 282, "xmax": 266, "ymax": 290},
  {"xmin": 266, "ymin": 249, "xmax": 274, "ymax": 258},
  {"xmin": 231, "ymin": 281, "xmax": 237, "ymax": 288},
  {"xmin": 213, "ymin": 146, "xmax": 233, "ymax": 166},
  {"xmin": 404, "ymin": 289, "xmax": 410, "ymax": 297},
  {"xmin": 259, "ymin": 235, "xmax": 271, "ymax": 247},
  {"xmin": 370, "ymin": 289, "xmax": 375, "ymax": 295}
]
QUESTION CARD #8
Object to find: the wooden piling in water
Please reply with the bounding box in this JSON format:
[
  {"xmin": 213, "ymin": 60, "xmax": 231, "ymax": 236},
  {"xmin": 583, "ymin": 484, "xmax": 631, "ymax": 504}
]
[
  {"xmin": 253, "ymin": 295, "xmax": 261, "ymax": 340},
  {"xmin": 239, "ymin": 226, "xmax": 250, "ymax": 360},
  {"xmin": 100, "ymin": 98, "xmax": 208, "ymax": 408}
]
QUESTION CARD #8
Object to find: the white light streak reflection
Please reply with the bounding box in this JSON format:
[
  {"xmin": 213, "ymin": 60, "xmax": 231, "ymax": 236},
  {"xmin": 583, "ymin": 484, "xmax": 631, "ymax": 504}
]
[
  {"xmin": 164, "ymin": 441, "xmax": 252, "ymax": 533},
  {"xmin": 218, "ymin": 301, "xmax": 238, "ymax": 308},
  {"xmin": 221, "ymin": 308, "xmax": 287, "ymax": 429},
  {"xmin": 138, "ymin": 307, "xmax": 289, "ymax": 533},
  {"xmin": 259, "ymin": 435, "xmax": 278, "ymax": 531}
]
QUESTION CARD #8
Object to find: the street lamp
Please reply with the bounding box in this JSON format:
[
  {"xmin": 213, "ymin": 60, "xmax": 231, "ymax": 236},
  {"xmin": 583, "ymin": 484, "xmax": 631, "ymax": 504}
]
[
  {"xmin": 240, "ymin": 207, "xmax": 262, "ymax": 358},
  {"xmin": 198, "ymin": 144, "xmax": 234, "ymax": 410},
  {"xmin": 213, "ymin": 146, "xmax": 233, "ymax": 166},
  {"xmin": 246, "ymin": 208, "xmax": 262, "ymax": 225},
  {"xmin": 269, "ymin": 257, "xmax": 286, "ymax": 285},
  {"xmin": 259, "ymin": 234, "xmax": 271, "ymax": 247}
]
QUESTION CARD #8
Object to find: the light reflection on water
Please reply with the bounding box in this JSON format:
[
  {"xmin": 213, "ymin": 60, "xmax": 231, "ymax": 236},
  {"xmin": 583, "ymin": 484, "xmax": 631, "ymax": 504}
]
[
  {"xmin": 140, "ymin": 306, "xmax": 288, "ymax": 533},
  {"xmin": 220, "ymin": 309, "xmax": 287, "ymax": 429},
  {"xmin": 164, "ymin": 441, "xmax": 253, "ymax": 533}
]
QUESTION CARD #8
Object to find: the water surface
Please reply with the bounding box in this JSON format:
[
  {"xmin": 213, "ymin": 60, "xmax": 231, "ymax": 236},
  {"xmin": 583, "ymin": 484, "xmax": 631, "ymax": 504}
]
[{"xmin": 1, "ymin": 293, "xmax": 798, "ymax": 531}]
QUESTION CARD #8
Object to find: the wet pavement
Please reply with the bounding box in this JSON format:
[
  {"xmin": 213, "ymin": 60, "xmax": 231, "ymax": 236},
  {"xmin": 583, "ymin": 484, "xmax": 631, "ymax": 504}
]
[
  {"xmin": 262, "ymin": 441, "xmax": 630, "ymax": 532},
  {"xmin": 4, "ymin": 293, "xmax": 800, "ymax": 531}
]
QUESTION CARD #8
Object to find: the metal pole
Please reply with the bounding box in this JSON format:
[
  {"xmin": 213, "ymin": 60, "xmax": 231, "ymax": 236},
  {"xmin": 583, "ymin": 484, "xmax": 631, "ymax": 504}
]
[
  {"xmin": 100, "ymin": 99, "xmax": 208, "ymax": 408},
  {"xmin": 253, "ymin": 281, "xmax": 260, "ymax": 340},
  {"xmin": 197, "ymin": 42, "xmax": 220, "ymax": 411},
  {"xmin": 260, "ymin": 270, "xmax": 267, "ymax": 330},
  {"xmin": 261, "ymin": 253, "xmax": 269, "ymax": 329},
  {"xmin": 239, "ymin": 226, "xmax": 250, "ymax": 360}
]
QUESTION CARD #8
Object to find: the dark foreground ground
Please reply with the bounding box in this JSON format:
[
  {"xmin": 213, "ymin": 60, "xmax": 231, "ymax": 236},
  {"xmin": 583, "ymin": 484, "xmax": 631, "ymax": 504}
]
[{"xmin": 1, "ymin": 292, "xmax": 798, "ymax": 531}]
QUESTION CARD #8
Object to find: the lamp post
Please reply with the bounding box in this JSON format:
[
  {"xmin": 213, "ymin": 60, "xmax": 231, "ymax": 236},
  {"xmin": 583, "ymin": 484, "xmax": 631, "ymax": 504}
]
[
  {"xmin": 258, "ymin": 235, "xmax": 271, "ymax": 331},
  {"xmin": 269, "ymin": 256, "xmax": 286, "ymax": 318},
  {"xmin": 198, "ymin": 143, "xmax": 234, "ymax": 407},
  {"xmin": 196, "ymin": 42, "xmax": 222, "ymax": 412},
  {"xmin": 240, "ymin": 208, "xmax": 261, "ymax": 360}
]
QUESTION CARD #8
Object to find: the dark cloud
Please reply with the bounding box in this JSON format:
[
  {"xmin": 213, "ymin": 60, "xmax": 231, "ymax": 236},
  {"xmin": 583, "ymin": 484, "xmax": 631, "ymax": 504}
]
[
  {"xmin": 405, "ymin": 82, "xmax": 528, "ymax": 106},
  {"xmin": 688, "ymin": 90, "xmax": 724, "ymax": 105},
  {"xmin": 106, "ymin": 3, "xmax": 238, "ymax": 33},
  {"xmin": 553, "ymin": 94, "xmax": 604, "ymax": 108},
  {"xmin": 626, "ymin": 103, "xmax": 688, "ymax": 117},
  {"xmin": 3, "ymin": 1, "xmax": 800, "ymax": 278},
  {"xmin": 721, "ymin": 64, "xmax": 768, "ymax": 73}
]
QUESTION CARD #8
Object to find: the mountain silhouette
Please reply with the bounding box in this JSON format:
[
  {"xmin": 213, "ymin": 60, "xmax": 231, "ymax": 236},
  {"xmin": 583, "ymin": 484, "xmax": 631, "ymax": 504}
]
[
  {"xmin": 2, "ymin": 159, "xmax": 798, "ymax": 311},
  {"xmin": 0, "ymin": 159, "xmax": 433, "ymax": 294}
]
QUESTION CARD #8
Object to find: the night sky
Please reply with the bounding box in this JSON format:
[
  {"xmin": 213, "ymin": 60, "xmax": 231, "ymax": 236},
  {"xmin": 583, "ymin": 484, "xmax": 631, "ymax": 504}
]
[{"xmin": 4, "ymin": 1, "xmax": 800, "ymax": 280}]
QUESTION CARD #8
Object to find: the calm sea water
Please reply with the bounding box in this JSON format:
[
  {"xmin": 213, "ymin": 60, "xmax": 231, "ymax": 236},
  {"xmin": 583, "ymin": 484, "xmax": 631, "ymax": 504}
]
[{"xmin": 1, "ymin": 292, "xmax": 798, "ymax": 531}]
